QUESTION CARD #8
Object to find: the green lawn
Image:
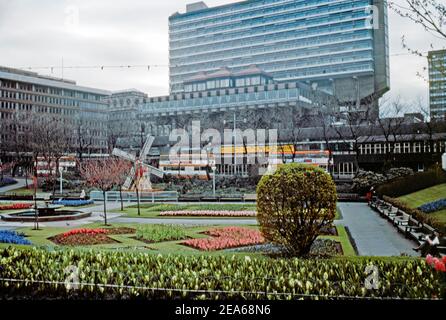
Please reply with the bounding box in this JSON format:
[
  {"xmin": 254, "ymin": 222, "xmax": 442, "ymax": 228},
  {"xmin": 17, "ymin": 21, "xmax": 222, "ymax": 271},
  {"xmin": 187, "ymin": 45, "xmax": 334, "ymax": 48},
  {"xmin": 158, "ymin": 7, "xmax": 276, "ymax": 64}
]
[
  {"xmin": 398, "ymin": 183, "xmax": 446, "ymax": 208},
  {"xmin": 2, "ymin": 223, "xmax": 355, "ymax": 257},
  {"xmin": 4, "ymin": 187, "xmax": 42, "ymax": 196},
  {"xmin": 397, "ymin": 183, "xmax": 446, "ymax": 226}
]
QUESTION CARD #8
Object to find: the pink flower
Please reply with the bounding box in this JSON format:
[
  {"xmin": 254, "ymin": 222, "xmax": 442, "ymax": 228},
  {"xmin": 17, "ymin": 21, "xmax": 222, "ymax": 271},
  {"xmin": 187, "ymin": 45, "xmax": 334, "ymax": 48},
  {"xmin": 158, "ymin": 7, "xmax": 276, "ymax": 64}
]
[
  {"xmin": 442, "ymin": 256, "xmax": 446, "ymax": 265},
  {"xmin": 426, "ymin": 254, "xmax": 434, "ymax": 265},
  {"xmin": 182, "ymin": 227, "xmax": 264, "ymax": 251}
]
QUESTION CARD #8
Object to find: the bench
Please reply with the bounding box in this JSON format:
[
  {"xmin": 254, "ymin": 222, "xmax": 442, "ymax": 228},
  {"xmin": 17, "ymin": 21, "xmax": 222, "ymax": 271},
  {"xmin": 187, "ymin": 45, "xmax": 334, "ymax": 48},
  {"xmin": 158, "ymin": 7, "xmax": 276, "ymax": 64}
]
[
  {"xmin": 383, "ymin": 207, "xmax": 399, "ymax": 221},
  {"xmin": 393, "ymin": 212, "xmax": 410, "ymax": 227}
]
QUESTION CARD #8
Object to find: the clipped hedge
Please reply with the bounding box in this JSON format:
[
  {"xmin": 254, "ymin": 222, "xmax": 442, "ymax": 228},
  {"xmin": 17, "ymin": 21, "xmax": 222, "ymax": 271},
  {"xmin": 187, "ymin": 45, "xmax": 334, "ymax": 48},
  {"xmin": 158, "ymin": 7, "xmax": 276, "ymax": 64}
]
[
  {"xmin": 383, "ymin": 196, "xmax": 444, "ymax": 232},
  {"xmin": 376, "ymin": 168, "xmax": 446, "ymax": 198},
  {"xmin": 0, "ymin": 247, "xmax": 441, "ymax": 300}
]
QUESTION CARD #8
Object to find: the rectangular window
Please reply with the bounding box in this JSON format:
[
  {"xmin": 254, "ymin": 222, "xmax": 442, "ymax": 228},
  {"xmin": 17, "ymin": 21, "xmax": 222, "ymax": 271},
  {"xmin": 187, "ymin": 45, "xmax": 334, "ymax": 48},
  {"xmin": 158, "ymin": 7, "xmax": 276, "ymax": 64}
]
[
  {"xmin": 374, "ymin": 144, "xmax": 381, "ymax": 154},
  {"xmin": 206, "ymin": 81, "xmax": 215, "ymax": 89},
  {"xmin": 403, "ymin": 142, "xmax": 410, "ymax": 153},
  {"xmin": 414, "ymin": 142, "xmax": 421, "ymax": 153},
  {"xmin": 236, "ymin": 79, "xmax": 244, "ymax": 87}
]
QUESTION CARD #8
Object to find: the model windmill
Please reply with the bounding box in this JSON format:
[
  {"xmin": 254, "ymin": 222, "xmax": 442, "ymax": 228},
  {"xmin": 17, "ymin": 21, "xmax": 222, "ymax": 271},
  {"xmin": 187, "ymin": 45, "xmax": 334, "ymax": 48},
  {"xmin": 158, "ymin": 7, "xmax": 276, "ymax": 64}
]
[{"xmin": 112, "ymin": 135, "xmax": 164, "ymax": 191}]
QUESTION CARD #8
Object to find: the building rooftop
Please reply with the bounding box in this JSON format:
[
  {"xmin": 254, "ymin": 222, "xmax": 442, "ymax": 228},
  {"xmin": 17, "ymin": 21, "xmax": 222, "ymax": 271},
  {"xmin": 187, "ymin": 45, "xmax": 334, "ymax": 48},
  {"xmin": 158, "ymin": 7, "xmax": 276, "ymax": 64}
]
[
  {"xmin": 0, "ymin": 65, "xmax": 111, "ymax": 96},
  {"xmin": 184, "ymin": 65, "xmax": 272, "ymax": 83}
]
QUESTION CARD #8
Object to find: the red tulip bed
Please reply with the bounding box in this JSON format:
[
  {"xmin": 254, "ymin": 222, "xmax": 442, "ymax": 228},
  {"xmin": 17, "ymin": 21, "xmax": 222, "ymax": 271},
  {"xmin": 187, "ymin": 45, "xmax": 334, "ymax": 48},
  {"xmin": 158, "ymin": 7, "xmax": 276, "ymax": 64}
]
[
  {"xmin": 159, "ymin": 210, "xmax": 256, "ymax": 217},
  {"xmin": 50, "ymin": 227, "xmax": 135, "ymax": 246},
  {"xmin": 182, "ymin": 226, "xmax": 265, "ymax": 251},
  {"xmin": 0, "ymin": 203, "xmax": 33, "ymax": 211}
]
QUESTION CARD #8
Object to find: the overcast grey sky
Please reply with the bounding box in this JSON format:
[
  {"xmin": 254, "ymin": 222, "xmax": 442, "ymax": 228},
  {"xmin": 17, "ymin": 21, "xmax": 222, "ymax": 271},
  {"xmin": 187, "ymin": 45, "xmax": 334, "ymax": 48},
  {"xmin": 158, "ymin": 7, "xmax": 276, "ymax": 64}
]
[{"xmin": 0, "ymin": 0, "xmax": 445, "ymax": 109}]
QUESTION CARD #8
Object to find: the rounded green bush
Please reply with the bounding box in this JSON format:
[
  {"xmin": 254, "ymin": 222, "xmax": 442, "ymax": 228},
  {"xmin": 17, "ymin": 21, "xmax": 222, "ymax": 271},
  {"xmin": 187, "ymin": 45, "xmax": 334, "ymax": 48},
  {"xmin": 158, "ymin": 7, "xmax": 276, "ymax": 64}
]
[{"xmin": 256, "ymin": 163, "xmax": 337, "ymax": 256}]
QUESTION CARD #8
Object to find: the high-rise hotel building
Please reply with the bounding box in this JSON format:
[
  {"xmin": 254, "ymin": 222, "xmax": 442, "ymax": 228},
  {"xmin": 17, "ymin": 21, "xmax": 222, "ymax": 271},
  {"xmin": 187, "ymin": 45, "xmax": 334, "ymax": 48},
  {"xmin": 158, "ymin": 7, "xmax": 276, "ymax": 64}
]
[{"xmin": 169, "ymin": 0, "xmax": 390, "ymax": 104}]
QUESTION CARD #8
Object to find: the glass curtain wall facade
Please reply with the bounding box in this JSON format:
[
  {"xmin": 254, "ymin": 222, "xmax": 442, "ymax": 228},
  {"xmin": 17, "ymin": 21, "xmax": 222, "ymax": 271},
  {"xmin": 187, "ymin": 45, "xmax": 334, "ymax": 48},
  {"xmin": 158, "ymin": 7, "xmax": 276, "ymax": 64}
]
[
  {"xmin": 169, "ymin": 0, "xmax": 389, "ymax": 103},
  {"xmin": 428, "ymin": 49, "xmax": 446, "ymax": 120}
]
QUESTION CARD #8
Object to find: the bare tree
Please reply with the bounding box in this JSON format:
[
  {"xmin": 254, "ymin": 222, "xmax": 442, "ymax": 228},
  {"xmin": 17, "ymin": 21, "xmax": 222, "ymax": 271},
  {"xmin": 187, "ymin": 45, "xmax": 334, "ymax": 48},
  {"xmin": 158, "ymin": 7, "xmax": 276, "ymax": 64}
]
[
  {"xmin": 390, "ymin": 0, "xmax": 446, "ymax": 81},
  {"xmin": 73, "ymin": 115, "xmax": 94, "ymax": 163},
  {"xmin": 113, "ymin": 158, "xmax": 132, "ymax": 211},
  {"xmin": 79, "ymin": 158, "xmax": 130, "ymax": 225},
  {"xmin": 377, "ymin": 97, "xmax": 408, "ymax": 169},
  {"xmin": 390, "ymin": 0, "xmax": 446, "ymax": 40},
  {"xmin": 416, "ymin": 97, "xmax": 446, "ymax": 166},
  {"xmin": 0, "ymin": 109, "xmax": 34, "ymax": 178},
  {"xmin": 32, "ymin": 116, "xmax": 71, "ymax": 195},
  {"xmin": 331, "ymin": 97, "xmax": 376, "ymax": 172}
]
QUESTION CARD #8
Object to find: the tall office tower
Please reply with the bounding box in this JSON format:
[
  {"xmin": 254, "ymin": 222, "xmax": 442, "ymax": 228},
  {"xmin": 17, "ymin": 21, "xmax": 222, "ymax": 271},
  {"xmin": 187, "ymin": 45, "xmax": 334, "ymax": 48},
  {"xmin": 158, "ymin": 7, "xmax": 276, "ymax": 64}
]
[
  {"xmin": 428, "ymin": 49, "xmax": 446, "ymax": 120},
  {"xmin": 169, "ymin": 0, "xmax": 390, "ymax": 107}
]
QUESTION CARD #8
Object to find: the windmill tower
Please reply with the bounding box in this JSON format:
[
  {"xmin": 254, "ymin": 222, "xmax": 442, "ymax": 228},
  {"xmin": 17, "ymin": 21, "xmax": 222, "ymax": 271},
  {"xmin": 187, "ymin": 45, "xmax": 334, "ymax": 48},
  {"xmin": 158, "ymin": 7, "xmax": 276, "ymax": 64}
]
[{"xmin": 112, "ymin": 135, "xmax": 164, "ymax": 191}]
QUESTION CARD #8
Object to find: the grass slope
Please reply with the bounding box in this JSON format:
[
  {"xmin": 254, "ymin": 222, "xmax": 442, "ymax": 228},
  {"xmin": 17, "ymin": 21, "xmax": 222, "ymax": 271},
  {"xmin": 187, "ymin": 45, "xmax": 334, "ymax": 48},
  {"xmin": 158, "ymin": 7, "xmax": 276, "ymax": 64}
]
[{"xmin": 398, "ymin": 183, "xmax": 446, "ymax": 225}]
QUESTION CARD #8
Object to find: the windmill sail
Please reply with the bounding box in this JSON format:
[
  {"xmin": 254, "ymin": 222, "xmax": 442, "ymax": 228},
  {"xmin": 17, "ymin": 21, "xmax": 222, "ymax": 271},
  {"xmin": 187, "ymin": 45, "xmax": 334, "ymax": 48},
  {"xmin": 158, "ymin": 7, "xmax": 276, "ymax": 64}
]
[
  {"xmin": 112, "ymin": 135, "xmax": 164, "ymax": 191},
  {"xmin": 142, "ymin": 163, "xmax": 164, "ymax": 178},
  {"xmin": 112, "ymin": 148, "xmax": 136, "ymax": 162},
  {"xmin": 123, "ymin": 166, "xmax": 135, "ymax": 189},
  {"xmin": 140, "ymin": 135, "xmax": 155, "ymax": 160}
]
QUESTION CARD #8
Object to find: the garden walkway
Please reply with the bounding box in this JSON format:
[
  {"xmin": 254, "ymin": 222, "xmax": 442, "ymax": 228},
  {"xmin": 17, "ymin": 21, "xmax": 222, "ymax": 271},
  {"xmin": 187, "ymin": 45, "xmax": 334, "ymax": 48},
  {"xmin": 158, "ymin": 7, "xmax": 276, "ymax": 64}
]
[{"xmin": 336, "ymin": 202, "xmax": 418, "ymax": 257}]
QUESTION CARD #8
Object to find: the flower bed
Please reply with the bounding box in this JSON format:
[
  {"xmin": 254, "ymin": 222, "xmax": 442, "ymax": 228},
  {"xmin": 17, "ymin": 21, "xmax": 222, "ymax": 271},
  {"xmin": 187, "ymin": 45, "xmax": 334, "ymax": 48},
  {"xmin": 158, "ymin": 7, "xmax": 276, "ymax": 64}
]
[
  {"xmin": 227, "ymin": 239, "xmax": 343, "ymax": 257},
  {"xmin": 0, "ymin": 203, "xmax": 33, "ymax": 211},
  {"xmin": 426, "ymin": 254, "xmax": 446, "ymax": 299},
  {"xmin": 52, "ymin": 199, "xmax": 94, "ymax": 207},
  {"xmin": 0, "ymin": 177, "xmax": 17, "ymax": 187},
  {"xmin": 104, "ymin": 227, "xmax": 136, "ymax": 235},
  {"xmin": 0, "ymin": 230, "xmax": 32, "ymax": 245},
  {"xmin": 159, "ymin": 210, "xmax": 256, "ymax": 217},
  {"xmin": 0, "ymin": 247, "xmax": 441, "ymax": 299},
  {"xmin": 182, "ymin": 227, "xmax": 265, "ymax": 251},
  {"xmin": 61, "ymin": 228, "xmax": 108, "ymax": 237},
  {"xmin": 418, "ymin": 199, "xmax": 446, "ymax": 214},
  {"xmin": 135, "ymin": 225, "xmax": 188, "ymax": 243},
  {"xmin": 51, "ymin": 228, "xmax": 119, "ymax": 246}
]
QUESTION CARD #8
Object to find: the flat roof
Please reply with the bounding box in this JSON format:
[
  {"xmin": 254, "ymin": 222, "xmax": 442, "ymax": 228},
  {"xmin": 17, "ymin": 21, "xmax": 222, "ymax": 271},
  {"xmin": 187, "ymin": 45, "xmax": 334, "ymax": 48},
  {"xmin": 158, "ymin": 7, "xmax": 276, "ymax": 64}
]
[
  {"xmin": 0, "ymin": 66, "xmax": 111, "ymax": 96},
  {"xmin": 171, "ymin": 0, "xmax": 259, "ymax": 19}
]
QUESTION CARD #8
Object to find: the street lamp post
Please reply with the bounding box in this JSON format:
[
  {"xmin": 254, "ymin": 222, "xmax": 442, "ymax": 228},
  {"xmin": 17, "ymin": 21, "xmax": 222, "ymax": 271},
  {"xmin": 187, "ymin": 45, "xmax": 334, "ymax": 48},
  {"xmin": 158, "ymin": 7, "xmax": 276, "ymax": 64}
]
[
  {"xmin": 59, "ymin": 166, "xmax": 63, "ymax": 195},
  {"xmin": 212, "ymin": 165, "xmax": 216, "ymax": 197}
]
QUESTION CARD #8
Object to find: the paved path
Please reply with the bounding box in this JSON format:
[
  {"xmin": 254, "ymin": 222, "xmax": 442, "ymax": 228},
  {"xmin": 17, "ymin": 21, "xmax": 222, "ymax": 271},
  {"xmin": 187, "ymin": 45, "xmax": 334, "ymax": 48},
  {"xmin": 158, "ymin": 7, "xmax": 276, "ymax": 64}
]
[{"xmin": 337, "ymin": 202, "xmax": 418, "ymax": 257}]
